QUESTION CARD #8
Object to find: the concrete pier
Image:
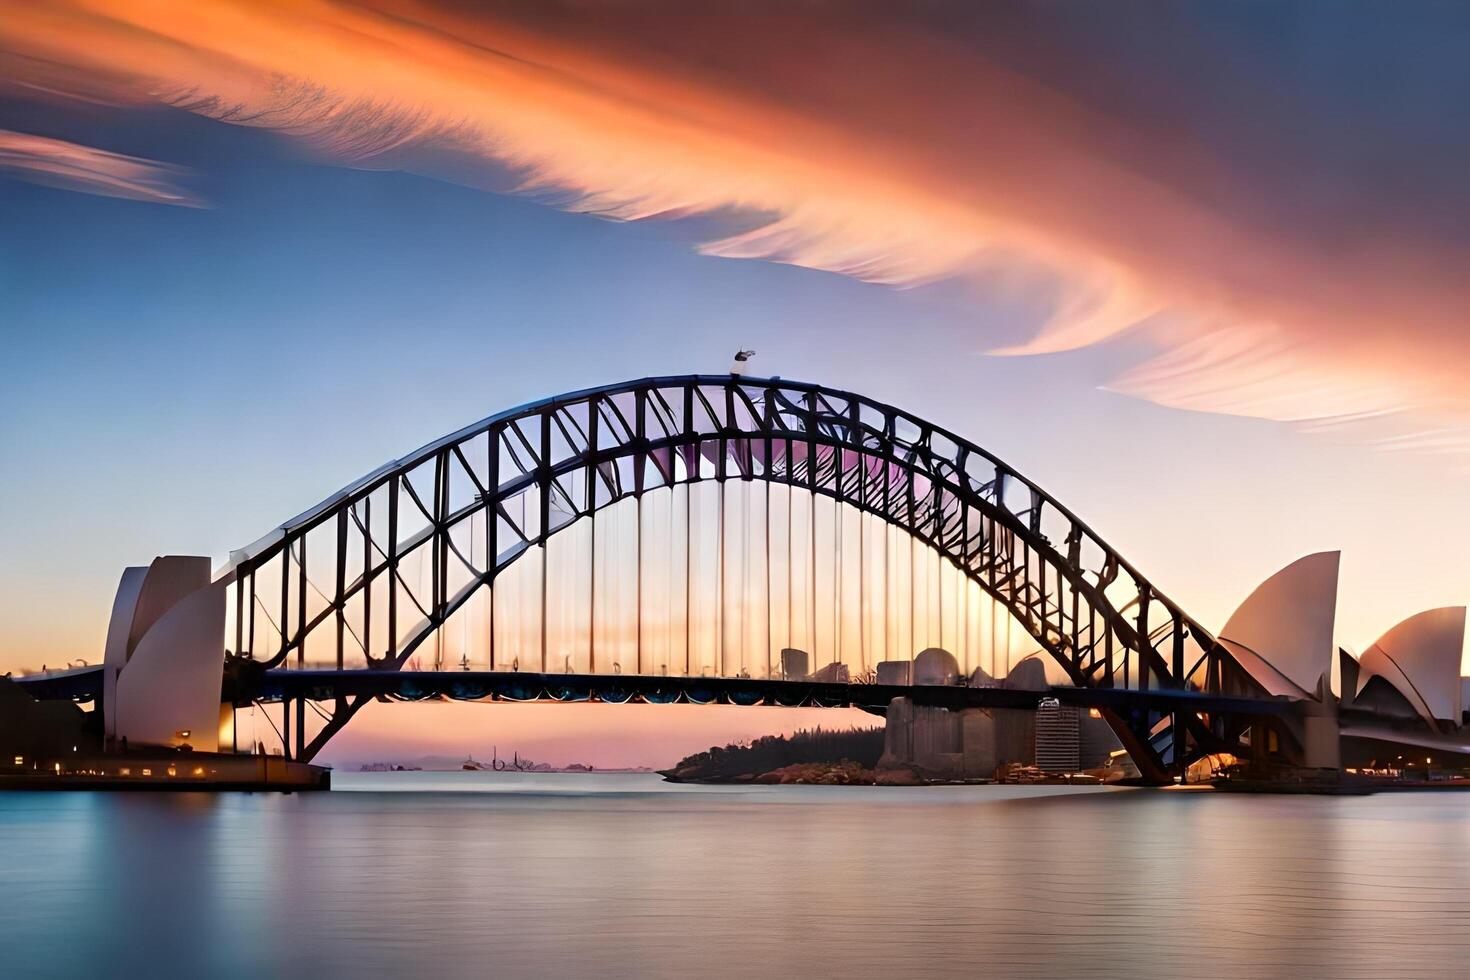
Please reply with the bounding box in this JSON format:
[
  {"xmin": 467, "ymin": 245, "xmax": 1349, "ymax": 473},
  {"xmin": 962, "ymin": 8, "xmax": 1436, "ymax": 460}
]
[{"xmin": 0, "ymin": 751, "xmax": 331, "ymax": 791}]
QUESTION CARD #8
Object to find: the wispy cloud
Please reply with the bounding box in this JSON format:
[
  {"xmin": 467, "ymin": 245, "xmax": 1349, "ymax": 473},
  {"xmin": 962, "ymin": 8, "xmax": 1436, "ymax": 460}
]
[
  {"xmin": 1, "ymin": 2, "xmax": 1466, "ymax": 445},
  {"xmin": 0, "ymin": 129, "xmax": 199, "ymax": 206}
]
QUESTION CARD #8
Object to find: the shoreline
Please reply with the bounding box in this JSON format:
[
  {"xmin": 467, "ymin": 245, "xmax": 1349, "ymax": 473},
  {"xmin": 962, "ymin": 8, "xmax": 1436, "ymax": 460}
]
[{"xmin": 0, "ymin": 752, "xmax": 331, "ymax": 792}]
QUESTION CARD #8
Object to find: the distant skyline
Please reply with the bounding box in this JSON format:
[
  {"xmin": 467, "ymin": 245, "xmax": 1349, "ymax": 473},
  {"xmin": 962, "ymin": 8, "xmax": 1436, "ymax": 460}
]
[{"xmin": 3, "ymin": 2, "xmax": 1468, "ymax": 762}]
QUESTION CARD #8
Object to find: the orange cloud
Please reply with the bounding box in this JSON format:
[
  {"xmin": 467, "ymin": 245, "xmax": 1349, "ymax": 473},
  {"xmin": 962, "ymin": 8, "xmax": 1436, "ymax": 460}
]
[
  {"xmin": 2, "ymin": 1, "xmax": 1467, "ymax": 442},
  {"xmin": 0, "ymin": 128, "xmax": 198, "ymax": 205}
]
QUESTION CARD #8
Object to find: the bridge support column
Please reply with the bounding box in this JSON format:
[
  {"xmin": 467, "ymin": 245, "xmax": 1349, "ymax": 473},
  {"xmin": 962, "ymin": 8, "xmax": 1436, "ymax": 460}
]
[{"xmin": 1293, "ymin": 676, "xmax": 1341, "ymax": 771}]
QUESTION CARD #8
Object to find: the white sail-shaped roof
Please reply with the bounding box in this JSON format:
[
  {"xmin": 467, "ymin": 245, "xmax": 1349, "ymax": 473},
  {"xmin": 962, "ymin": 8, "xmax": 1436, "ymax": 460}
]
[
  {"xmin": 1217, "ymin": 551, "xmax": 1340, "ymax": 699},
  {"xmin": 1357, "ymin": 607, "xmax": 1466, "ymax": 725}
]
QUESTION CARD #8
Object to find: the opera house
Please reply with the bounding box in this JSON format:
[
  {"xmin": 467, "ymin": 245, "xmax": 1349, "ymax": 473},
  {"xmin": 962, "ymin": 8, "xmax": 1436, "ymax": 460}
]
[{"xmin": 1217, "ymin": 551, "xmax": 1470, "ymax": 773}]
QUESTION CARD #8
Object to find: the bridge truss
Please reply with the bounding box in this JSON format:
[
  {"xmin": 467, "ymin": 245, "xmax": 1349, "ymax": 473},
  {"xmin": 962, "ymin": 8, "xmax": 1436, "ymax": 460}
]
[{"xmin": 222, "ymin": 376, "xmax": 1273, "ymax": 778}]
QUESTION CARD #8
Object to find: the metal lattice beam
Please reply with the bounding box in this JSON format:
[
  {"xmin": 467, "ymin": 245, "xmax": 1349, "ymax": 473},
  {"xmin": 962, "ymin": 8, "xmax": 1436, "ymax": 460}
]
[{"xmin": 222, "ymin": 376, "xmax": 1271, "ymax": 775}]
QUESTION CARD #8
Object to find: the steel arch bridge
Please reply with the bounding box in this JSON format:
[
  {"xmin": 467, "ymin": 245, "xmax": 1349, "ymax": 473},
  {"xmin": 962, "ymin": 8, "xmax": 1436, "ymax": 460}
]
[{"xmin": 221, "ymin": 375, "xmax": 1273, "ymax": 779}]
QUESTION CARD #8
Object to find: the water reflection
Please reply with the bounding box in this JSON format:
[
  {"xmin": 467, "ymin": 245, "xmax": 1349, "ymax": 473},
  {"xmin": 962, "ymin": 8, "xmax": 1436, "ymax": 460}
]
[{"xmin": 2, "ymin": 775, "xmax": 1468, "ymax": 978}]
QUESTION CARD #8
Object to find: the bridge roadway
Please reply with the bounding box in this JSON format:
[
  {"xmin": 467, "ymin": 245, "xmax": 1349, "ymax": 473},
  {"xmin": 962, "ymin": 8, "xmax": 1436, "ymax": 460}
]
[
  {"xmin": 14, "ymin": 664, "xmax": 1294, "ymax": 719},
  {"xmin": 260, "ymin": 671, "xmax": 1298, "ymax": 719}
]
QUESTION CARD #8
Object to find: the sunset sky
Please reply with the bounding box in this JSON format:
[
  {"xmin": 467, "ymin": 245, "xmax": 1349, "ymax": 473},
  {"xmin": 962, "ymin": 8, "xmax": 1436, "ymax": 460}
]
[{"xmin": 2, "ymin": 2, "xmax": 1468, "ymax": 766}]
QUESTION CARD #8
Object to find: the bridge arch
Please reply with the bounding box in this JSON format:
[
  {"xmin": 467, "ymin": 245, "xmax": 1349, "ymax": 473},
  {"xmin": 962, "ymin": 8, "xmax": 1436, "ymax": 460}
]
[{"xmin": 222, "ymin": 375, "xmax": 1263, "ymax": 773}]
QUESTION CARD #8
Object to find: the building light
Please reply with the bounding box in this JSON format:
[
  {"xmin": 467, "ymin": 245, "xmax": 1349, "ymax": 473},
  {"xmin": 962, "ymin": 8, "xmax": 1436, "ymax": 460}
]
[
  {"xmin": 1088, "ymin": 708, "xmax": 1102, "ymax": 719},
  {"xmin": 119, "ymin": 768, "xmax": 131, "ymax": 776},
  {"xmin": 12, "ymin": 756, "xmax": 22, "ymax": 766},
  {"xmin": 141, "ymin": 768, "xmax": 152, "ymax": 776},
  {"xmin": 54, "ymin": 763, "xmax": 60, "ymax": 774},
  {"xmin": 192, "ymin": 767, "xmax": 205, "ymax": 777},
  {"xmin": 176, "ymin": 730, "xmax": 191, "ymax": 739},
  {"xmin": 166, "ymin": 766, "xmax": 177, "ymax": 777}
]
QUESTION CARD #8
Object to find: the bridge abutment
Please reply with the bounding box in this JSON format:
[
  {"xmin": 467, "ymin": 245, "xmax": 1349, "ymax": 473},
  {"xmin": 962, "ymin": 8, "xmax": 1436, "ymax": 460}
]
[{"xmin": 1286, "ymin": 677, "xmax": 1343, "ymax": 771}]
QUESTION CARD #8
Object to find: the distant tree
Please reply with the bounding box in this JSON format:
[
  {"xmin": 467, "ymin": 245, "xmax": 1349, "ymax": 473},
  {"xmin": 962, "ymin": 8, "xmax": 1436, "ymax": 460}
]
[{"xmin": 670, "ymin": 725, "xmax": 884, "ymax": 778}]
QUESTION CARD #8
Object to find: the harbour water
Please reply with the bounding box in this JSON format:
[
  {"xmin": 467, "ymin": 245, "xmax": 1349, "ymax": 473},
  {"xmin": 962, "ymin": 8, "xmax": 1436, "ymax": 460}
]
[{"xmin": 4, "ymin": 772, "xmax": 1469, "ymax": 978}]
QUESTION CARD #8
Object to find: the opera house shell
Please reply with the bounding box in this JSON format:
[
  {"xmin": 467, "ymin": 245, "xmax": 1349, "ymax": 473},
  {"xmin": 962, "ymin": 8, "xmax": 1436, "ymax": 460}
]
[
  {"xmin": 1352, "ymin": 607, "xmax": 1465, "ymax": 727},
  {"xmin": 1217, "ymin": 551, "xmax": 1340, "ymax": 701},
  {"xmin": 102, "ymin": 556, "xmax": 228, "ymax": 752},
  {"xmin": 1340, "ymin": 607, "xmax": 1468, "ymax": 766}
]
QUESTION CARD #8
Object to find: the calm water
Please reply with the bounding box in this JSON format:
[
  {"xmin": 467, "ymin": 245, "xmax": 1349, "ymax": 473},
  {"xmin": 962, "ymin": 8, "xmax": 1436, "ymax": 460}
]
[{"xmin": 3, "ymin": 773, "xmax": 1469, "ymax": 978}]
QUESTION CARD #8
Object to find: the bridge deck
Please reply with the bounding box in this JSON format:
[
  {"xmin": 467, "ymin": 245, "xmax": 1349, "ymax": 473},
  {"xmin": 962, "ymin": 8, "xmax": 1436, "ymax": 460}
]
[
  {"xmin": 13, "ymin": 665, "xmax": 103, "ymax": 701},
  {"xmin": 252, "ymin": 669, "xmax": 1294, "ymax": 716},
  {"xmin": 14, "ymin": 664, "xmax": 1293, "ymax": 719}
]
